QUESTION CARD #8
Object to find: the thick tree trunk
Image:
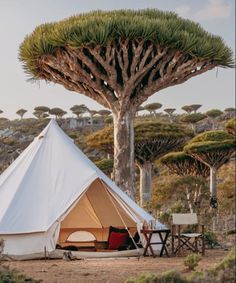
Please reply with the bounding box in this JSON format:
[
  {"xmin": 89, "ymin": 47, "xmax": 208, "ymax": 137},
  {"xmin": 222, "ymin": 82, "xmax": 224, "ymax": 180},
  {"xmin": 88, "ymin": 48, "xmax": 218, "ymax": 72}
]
[
  {"xmin": 210, "ymin": 167, "xmax": 218, "ymax": 208},
  {"xmin": 138, "ymin": 162, "xmax": 152, "ymax": 207},
  {"xmin": 113, "ymin": 110, "xmax": 135, "ymax": 199}
]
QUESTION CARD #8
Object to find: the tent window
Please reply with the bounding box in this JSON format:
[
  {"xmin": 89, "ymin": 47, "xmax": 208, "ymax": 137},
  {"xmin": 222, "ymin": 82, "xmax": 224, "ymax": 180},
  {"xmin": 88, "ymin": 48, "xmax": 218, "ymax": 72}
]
[{"xmin": 66, "ymin": 231, "xmax": 96, "ymax": 242}]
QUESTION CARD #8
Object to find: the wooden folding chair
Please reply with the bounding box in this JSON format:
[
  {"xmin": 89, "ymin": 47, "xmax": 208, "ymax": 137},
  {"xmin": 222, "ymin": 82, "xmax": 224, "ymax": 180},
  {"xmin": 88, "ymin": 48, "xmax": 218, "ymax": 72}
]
[{"xmin": 171, "ymin": 213, "xmax": 205, "ymax": 256}]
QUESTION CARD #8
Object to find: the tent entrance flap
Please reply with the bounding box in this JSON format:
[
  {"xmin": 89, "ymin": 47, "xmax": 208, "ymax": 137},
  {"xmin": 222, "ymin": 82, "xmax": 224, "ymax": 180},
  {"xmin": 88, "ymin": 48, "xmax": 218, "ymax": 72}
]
[{"xmin": 58, "ymin": 179, "xmax": 137, "ymax": 247}]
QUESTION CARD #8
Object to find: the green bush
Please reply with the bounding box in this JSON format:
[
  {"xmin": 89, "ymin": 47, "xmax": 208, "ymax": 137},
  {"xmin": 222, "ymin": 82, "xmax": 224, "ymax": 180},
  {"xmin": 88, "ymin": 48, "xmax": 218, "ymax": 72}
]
[
  {"xmin": 192, "ymin": 248, "xmax": 236, "ymax": 283},
  {"xmin": 125, "ymin": 249, "xmax": 235, "ymax": 283},
  {"xmin": 203, "ymin": 231, "xmax": 219, "ymax": 248},
  {"xmin": 184, "ymin": 254, "xmax": 201, "ymax": 271},
  {"xmin": 0, "ymin": 266, "xmax": 41, "ymax": 283}
]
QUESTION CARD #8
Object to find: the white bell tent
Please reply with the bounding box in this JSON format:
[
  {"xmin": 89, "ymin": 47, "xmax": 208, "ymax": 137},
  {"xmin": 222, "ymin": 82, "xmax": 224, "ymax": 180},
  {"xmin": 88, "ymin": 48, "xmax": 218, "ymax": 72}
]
[{"xmin": 0, "ymin": 119, "xmax": 165, "ymax": 258}]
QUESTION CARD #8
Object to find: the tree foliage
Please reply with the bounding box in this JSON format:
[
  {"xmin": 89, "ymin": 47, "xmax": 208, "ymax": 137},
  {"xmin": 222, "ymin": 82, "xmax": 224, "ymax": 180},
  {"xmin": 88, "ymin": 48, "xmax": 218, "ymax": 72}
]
[
  {"xmin": 70, "ymin": 104, "xmax": 88, "ymax": 117},
  {"xmin": 189, "ymin": 104, "xmax": 202, "ymax": 113},
  {"xmin": 182, "ymin": 105, "xmax": 193, "ymax": 114},
  {"xmin": 225, "ymin": 118, "xmax": 236, "ymax": 136},
  {"xmin": 184, "ymin": 130, "xmax": 235, "ymax": 168},
  {"xmin": 144, "ymin": 103, "xmax": 162, "ymax": 115},
  {"xmin": 180, "ymin": 113, "xmax": 206, "ymax": 124},
  {"xmin": 20, "ymin": 9, "xmax": 234, "ymax": 77},
  {"xmin": 49, "ymin": 107, "xmax": 67, "ymax": 118},
  {"xmin": 205, "ymin": 109, "xmax": 223, "ymax": 118},
  {"xmin": 159, "ymin": 151, "xmax": 209, "ymax": 177},
  {"xmin": 34, "ymin": 106, "xmax": 50, "ymax": 113},
  {"xmin": 16, "ymin": 108, "xmax": 27, "ymax": 119}
]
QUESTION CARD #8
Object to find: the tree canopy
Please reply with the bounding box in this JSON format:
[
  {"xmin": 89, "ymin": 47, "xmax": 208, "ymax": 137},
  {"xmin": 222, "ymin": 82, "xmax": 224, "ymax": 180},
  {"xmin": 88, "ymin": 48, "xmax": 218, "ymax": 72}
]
[
  {"xmin": 159, "ymin": 151, "xmax": 209, "ymax": 178},
  {"xmin": 184, "ymin": 131, "xmax": 235, "ymax": 163},
  {"xmin": 205, "ymin": 109, "xmax": 223, "ymax": 118},
  {"xmin": 180, "ymin": 113, "xmax": 206, "ymax": 124},
  {"xmin": 20, "ymin": 9, "xmax": 234, "ymax": 78}
]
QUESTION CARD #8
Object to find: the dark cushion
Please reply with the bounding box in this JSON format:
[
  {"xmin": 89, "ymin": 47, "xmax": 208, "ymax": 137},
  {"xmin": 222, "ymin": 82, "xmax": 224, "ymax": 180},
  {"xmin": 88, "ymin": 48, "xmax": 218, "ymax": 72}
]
[
  {"xmin": 108, "ymin": 231, "xmax": 129, "ymax": 250},
  {"xmin": 108, "ymin": 226, "xmax": 128, "ymax": 244}
]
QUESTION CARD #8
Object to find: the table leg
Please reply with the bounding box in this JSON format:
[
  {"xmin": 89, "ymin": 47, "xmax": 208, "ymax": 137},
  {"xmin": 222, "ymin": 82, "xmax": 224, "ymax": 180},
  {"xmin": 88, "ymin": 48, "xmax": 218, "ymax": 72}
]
[
  {"xmin": 143, "ymin": 233, "xmax": 155, "ymax": 257},
  {"xmin": 159, "ymin": 231, "xmax": 170, "ymax": 257}
]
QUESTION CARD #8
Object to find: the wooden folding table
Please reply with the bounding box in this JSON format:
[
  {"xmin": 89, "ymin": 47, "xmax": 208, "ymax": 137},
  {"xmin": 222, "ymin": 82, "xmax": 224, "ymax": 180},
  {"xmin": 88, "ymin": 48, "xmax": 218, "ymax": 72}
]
[{"xmin": 140, "ymin": 229, "xmax": 170, "ymax": 257}]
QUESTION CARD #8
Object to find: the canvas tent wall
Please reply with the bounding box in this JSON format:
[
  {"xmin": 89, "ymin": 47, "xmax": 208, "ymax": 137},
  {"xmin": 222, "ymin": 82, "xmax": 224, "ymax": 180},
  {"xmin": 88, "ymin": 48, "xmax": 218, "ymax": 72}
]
[{"xmin": 0, "ymin": 119, "xmax": 164, "ymax": 258}]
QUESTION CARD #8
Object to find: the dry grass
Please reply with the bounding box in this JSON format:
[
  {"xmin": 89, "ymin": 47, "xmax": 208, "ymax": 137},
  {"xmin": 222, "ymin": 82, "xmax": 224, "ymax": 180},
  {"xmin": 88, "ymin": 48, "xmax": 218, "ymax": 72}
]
[{"xmin": 5, "ymin": 249, "xmax": 228, "ymax": 283}]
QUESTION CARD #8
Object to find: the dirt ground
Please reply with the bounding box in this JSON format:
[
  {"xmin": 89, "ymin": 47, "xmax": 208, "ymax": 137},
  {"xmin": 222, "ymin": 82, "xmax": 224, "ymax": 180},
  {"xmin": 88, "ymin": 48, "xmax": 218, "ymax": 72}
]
[{"xmin": 5, "ymin": 249, "xmax": 229, "ymax": 283}]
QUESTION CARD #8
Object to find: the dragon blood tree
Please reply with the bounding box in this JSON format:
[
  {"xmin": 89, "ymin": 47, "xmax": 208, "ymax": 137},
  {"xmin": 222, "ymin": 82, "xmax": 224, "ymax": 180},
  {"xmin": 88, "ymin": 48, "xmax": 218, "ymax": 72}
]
[
  {"xmin": 184, "ymin": 131, "xmax": 235, "ymax": 208},
  {"xmin": 19, "ymin": 9, "xmax": 234, "ymax": 194},
  {"xmin": 134, "ymin": 123, "xmax": 192, "ymax": 205},
  {"xmin": 180, "ymin": 113, "xmax": 206, "ymax": 135},
  {"xmin": 86, "ymin": 122, "xmax": 192, "ymax": 201},
  {"xmin": 159, "ymin": 152, "xmax": 209, "ymax": 212}
]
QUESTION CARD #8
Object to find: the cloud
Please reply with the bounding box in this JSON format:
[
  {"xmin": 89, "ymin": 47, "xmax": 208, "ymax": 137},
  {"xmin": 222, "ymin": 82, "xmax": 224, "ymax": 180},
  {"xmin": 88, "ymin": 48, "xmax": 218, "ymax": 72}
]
[
  {"xmin": 195, "ymin": 0, "xmax": 231, "ymax": 21},
  {"xmin": 175, "ymin": 0, "xmax": 231, "ymax": 21}
]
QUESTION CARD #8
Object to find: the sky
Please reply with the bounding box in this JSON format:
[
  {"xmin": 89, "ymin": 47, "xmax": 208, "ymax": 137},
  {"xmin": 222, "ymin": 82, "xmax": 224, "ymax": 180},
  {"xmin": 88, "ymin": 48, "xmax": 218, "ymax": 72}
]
[{"xmin": 0, "ymin": 0, "xmax": 235, "ymax": 119}]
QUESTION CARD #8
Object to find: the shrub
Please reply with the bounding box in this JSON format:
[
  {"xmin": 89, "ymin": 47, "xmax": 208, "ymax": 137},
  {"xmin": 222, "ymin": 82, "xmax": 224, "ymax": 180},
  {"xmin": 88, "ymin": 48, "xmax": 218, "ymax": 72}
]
[
  {"xmin": 184, "ymin": 253, "xmax": 202, "ymax": 271},
  {"xmin": 125, "ymin": 270, "xmax": 188, "ymax": 283},
  {"xmin": 193, "ymin": 248, "xmax": 236, "ymax": 283},
  {"xmin": 203, "ymin": 231, "xmax": 219, "ymax": 248},
  {"xmin": 125, "ymin": 249, "xmax": 235, "ymax": 283},
  {"xmin": 0, "ymin": 265, "xmax": 41, "ymax": 282}
]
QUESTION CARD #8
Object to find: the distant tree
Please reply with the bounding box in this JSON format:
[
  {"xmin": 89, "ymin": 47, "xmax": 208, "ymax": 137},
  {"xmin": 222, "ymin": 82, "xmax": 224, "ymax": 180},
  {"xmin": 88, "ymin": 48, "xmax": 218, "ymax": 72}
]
[
  {"xmin": 135, "ymin": 122, "xmax": 192, "ymax": 206},
  {"xmin": 225, "ymin": 118, "xmax": 236, "ymax": 136},
  {"xmin": 144, "ymin": 103, "xmax": 162, "ymax": 117},
  {"xmin": 0, "ymin": 110, "xmax": 3, "ymax": 115},
  {"xmin": 224, "ymin": 107, "xmax": 236, "ymax": 119},
  {"xmin": 189, "ymin": 104, "xmax": 202, "ymax": 113},
  {"xmin": 182, "ymin": 105, "xmax": 193, "ymax": 114},
  {"xmin": 205, "ymin": 109, "xmax": 223, "ymax": 130},
  {"xmin": 180, "ymin": 113, "xmax": 206, "ymax": 134},
  {"xmin": 34, "ymin": 106, "xmax": 50, "ymax": 113},
  {"xmin": 49, "ymin": 107, "xmax": 67, "ymax": 119},
  {"xmin": 86, "ymin": 122, "xmax": 192, "ymax": 206},
  {"xmin": 184, "ymin": 131, "xmax": 235, "ymax": 208},
  {"xmin": 16, "ymin": 108, "xmax": 27, "ymax": 119},
  {"xmin": 164, "ymin": 108, "xmax": 176, "ymax": 123},
  {"xmin": 70, "ymin": 104, "xmax": 88, "ymax": 118},
  {"xmin": 98, "ymin": 109, "xmax": 111, "ymax": 117},
  {"xmin": 33, "ymin": 106, "xmax": 50, "ymax": 119},
  {"xmin": 19, "ymin": 9, "xmax": 233, "ymax": 196},
  {"xmin": 160, "ymin": 152, "xmax": 209, "ymax": 212}
]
